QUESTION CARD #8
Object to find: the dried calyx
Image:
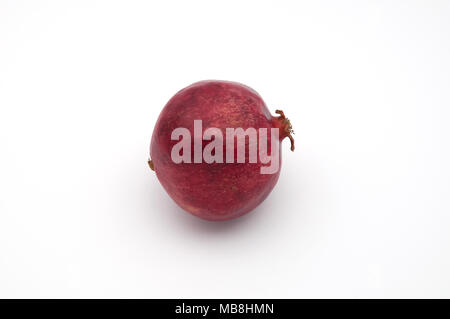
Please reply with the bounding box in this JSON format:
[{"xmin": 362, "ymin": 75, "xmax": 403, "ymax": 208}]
[{"xmin": 275, "ymin": 109, "xmax": 295, "ymax": 151}]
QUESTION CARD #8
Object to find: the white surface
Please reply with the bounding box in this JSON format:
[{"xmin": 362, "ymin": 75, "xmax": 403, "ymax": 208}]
[{"xmin": 1, "ymin": 0, "xmax": 450, "ymax": 298}]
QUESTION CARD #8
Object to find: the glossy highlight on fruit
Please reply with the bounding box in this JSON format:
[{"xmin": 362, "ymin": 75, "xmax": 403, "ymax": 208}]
[{"xmin": 149, "ymin": 80, "xmax": 294, "ymax": 221}]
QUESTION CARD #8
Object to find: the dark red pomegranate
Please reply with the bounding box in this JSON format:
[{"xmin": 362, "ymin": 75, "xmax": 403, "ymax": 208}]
[{"xmin": 149, "ymin": 80, "xmax": 294, "ymax": 221}]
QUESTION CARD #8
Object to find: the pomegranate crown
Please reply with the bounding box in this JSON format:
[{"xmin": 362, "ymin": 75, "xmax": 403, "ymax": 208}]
[{"xmin": 275, "ymin": 109, "xmax": 295, "ymax": 151}]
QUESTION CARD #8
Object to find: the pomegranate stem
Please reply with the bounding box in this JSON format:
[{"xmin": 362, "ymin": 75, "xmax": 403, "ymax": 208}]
[{"xmin": 148, "ymin": 159, "xmax": 154, "ymax": 171}]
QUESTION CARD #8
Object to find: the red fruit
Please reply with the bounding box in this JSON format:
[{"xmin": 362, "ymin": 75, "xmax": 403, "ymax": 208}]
[{"xmin": 149, "ymin": 80, "xmax": 294, "ymax": 221}]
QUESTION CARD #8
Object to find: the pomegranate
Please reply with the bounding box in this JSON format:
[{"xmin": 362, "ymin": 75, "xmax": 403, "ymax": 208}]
[{"xmin": 149, "ymin": 80, "xmax": 294, "ymax": 221}]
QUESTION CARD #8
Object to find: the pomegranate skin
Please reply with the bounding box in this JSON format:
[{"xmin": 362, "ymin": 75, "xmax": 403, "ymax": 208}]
[{"xmin": 150, "ymin": 80, "xmax": 292, "ymax": 221}]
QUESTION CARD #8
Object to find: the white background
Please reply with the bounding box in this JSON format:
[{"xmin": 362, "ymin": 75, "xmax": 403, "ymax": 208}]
[{"xmin": 1, "ymin": 0, "xmax": 450, "ymax": 298}]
